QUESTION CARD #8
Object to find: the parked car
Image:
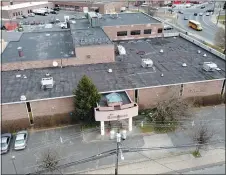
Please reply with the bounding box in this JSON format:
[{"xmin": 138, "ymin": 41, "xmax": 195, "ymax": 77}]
[
  {"xmin": 50, "ymin": 10, "xmax": 58, "ymax": 14},
  {"xmin": 1, "ymin": 133, "xmax": 12, "ymax": 154},
  {"xmin": 14, "ymin": 130, "xmax": 28, "ymax": 150},
  {"xmin": 28, "ymin": 13, "xmax": 35, "ymax": 17},
  {"xmin": 200, "ymin": 5, "xmax": 205, "ymax": 9},
  {"xmin": 199, "ymin": 13, "xmax": 203, "ymax": 16},
  {"xmin": 194, "ymin": 13, "xmax": 197, "ymax": 16},
  {"xmin": 178, "ymin": 10, "xmax": 183, "ymax": 14},
  {"xmin": 22, "ymin": 15, "xmax": 28, "ymax": 18},
  {"xmin": 184, "ymin": 16, "xmax": 188, "ymax": 20},
  {"xmin": 16, "ymin": 16, "xmax": 24, "ymax": 19},
  {"xmin": 206, "ymin": 12, "xmax": 210, "ymax": 16},
  {"xmin": 206, "ymin": 9, "xmax": 214, "ymax": 12},
  {"xmin": 30, "ymin": 21, "xmax": 35, "ymax": 25}
]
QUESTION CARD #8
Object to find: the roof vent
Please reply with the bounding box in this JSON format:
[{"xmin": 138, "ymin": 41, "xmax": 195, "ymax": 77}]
[
  {"xmin": 160, "ymin": 49, "xmax": 163, "ymax": 53},
  {"xmin": 141, "ymin": 59, "xmax": 153, "ymax": 68},
  {"xmin": 46, "ymin": 33, "xmax": 50, "ymax": 36},
  {"xmin": 197, "ymin": 50, "xmax": 201, "ymax": 54},
  {"xmin": 16, "ymin": 74, "xmax": 21, "ymax": 78},
  {"xmin": 20, "ymin": 95, "xmax": 26, "ymax": 101},
  {"xmin": 23, "ymin": 75, "xmax": 27, "ymax": 79},
  {"xmin": 41, "ymin": 77, "xmax": 54, "ymax": 89},
  {"xmin": 108, "ymin": 69, "xmax": 112, "ymax": 73},
  {"xmin": 161, "ymin": 73, "xmax": 164, "ymax": 77},
  {"xmin": 117, "ymin": 45, "xmax": 126, "ymax": 55},
  {"xmin": 46, "ymin": 73, "xmax": 50, "ymax": 77},
  {"xmin": 203, "ymin": 53, "xmax": 207, "ymax": 57},
  {"xmin": 53, "ymin": 61, "xmax": 58, "ymax": 67},
  {"xmin": 182, "ymin": 63, "xmax": 187, "ymax": 67},
  {"xmin": 203, "ymin": 62, "xmax": 219, "ymax": 72}
]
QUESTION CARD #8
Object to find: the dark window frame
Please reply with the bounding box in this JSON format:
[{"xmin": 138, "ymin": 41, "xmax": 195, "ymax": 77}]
[
  {"xmin": 130, "ymin": 30, "xmax": 141, "ymax": 35},
  {"xmin": 144, "ymin": 29, "xmax": 152, "ymax": 34},
  {"xmin": 158, "ymin": 28, "xmax": 163, "ymax": 33},
  {"xmin": 117, "ymin": 31, "xmax": 127, "ymax": 36}
]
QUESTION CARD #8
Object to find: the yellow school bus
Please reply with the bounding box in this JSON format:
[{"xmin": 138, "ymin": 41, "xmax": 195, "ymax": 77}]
[{"xmin": 188, "ymin": 20, "xmax": 203, "ymax": 31}]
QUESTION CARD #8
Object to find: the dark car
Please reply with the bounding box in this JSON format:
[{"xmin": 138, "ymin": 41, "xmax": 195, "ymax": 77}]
[
  {"xmin": 53, "ymin": 7, "xmax": 60, "ymax": 11},
  {"xmin": 184, "ymin": 16, "xmax": 188, "ymax": 20},
  {"xmin": 200, "ymin": 5, "xmax": 205, "ymax": 9},
  {"xmin": 206, "ymin": 9, "xmax": 214, "ymax": 12},
  {"xmin": 194, "ymin": 13, "xmax": 197, "ymax": 16},
  {"xmin": 178, "ymin": 10, "xmax": 183, "ymax": 14},
  {"xmin": 50, "ymin": 11, "xmax": 58, "ymax": 14},
  {"xmin": 1, "ymin": 133, "xmax": 12, "ymax": 154},
  {"xmin": 22, "ymin": 15, "xmax": 28, "ymax": 18}
]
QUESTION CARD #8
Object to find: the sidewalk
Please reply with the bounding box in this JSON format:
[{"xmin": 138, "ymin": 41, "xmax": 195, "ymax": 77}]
[
  {"xmin": 211, "ymin": 14, "xmax": 225, "ymax": 29},
  {"xmin": 80, "ymin": 148, "xmax": 225, "ymax": 174}
]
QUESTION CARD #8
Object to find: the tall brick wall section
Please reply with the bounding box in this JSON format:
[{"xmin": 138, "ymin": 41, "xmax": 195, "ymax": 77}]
[
  {"xmin": 104, "ymin": 2, "xmax": 126, "ymax": 13},
  {"xmin": 138, "ymin": 85, "xmax": 181, "ymax": 109},
  {"xmin": 182, "ymin": 79, "xmax": 225, "ymax": 98},
  {"xmin": 75, "ymin": 45, "xmax": 115, "ymax": 63},
  {"xmin": 30, "ymin": 97, "xmax": 74, "ymax": 117},
  {"xmin": 102, "ymin": 23, "xmax": 164, "ymax": 41},
  {"xmin": 126, "ymin": 90, "xmax": 135, "ymax": 102},
  {"xmin": 2, "ymin": 103, "xmax": 30, "ymax": 132}
]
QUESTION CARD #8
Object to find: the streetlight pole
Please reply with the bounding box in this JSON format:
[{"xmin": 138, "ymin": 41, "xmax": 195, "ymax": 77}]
[{"xmin": 11, "ymin": 156, "xmax": 18, "ymax": 175}]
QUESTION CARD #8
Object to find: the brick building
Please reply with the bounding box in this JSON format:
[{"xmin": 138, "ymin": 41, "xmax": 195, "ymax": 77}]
[{"xmin": 1, "ymin": 12, "xmax": 226, "ymax": 135}]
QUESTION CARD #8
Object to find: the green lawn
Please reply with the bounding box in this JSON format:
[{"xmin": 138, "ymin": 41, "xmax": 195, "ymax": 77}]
[
  {"xmin": 140, "ymin": 125, "xmax": 154, "ymax": 133},
  {"xmin": 218, "ymin": 15, "xmax": 225, "ymax": 21}
]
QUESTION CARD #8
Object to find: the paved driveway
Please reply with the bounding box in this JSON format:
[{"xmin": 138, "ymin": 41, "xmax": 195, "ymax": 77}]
[{"xmin": 2, "ymin": 105, "xmax": 225, "ymax": 174}]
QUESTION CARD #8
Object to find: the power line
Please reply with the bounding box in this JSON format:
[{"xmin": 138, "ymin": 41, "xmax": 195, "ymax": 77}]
[{"xmin": 29, "ymin": 139, "xmax": 225, "ymax": 174}]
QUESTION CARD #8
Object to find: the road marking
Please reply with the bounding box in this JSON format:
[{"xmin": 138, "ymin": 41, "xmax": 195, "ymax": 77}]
[{"xmin": 60, "ymin": 136, "xmax": 63, "ymax": 143}]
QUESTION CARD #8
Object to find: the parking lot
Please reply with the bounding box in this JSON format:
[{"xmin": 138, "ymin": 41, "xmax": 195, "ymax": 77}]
[{"xmin": 12, "ymin": 10, "xmax": 85, "ymax": 25}]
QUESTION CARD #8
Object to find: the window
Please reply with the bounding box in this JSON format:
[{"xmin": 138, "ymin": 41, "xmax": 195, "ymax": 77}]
[
  {"xmin": 86, "ymin": 55, "xmax": 91, "ymax": 59},
  {"xmin": 144, "ymin": 29, "xmax": 152, "ymax": 34},
  {"xmin": 13, "ymin": 13, "xmax": 15, "ymax": 16},
  {"xmin": 28, "ymin": 10, "xmax": 30, "ymax": 13},
  {"xmin": 21, "ymin": 11, "xmax": 23, "ymax": 15},
  {"xmin": 18, "ymin": 12, "xmax": 20, "ymax": 15},
  {"xmin": 117, "ymin": 31, "xmax": 127, "ymax": 36},
  {"xmin": 10, "ymin": 1, "xmax": 13, "ymax": 5},
  {"xmin": 26, "ymin": 102, "xmax": 34, "ymax": 125},
  {"xmin": 131, "ymin": 30, "xmax": 141, "ymax": 35},
  {"xmin": 158, "ymin": 28, "xmax": 163, "ymax": 33}
]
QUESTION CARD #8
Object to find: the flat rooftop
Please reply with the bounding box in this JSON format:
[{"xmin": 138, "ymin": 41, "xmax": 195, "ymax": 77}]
[
  {"xmin": 2, "ymin": 2, "xmax": 50, "ymax": 11},
  {"xmin": 2, "ymin": 36, "xmax": 225, "ymax": 103},
  {"xmin": 100, "ymin": 13, "xmax": 161, "ymax": 26},
  {"xmin": 2, "ymin": 31, "xmax": 75, "ymax": 63},
  {"xmin": 99, "ymin": 92, "xmax": 131, "ymax": 107},
  {"xmin": 71, "ymin": 28, "xmax": 112, "ymax": 47}
]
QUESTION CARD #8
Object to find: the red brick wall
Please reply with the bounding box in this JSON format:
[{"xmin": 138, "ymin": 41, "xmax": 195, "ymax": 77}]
[
  {"xmin": 75, "ymin": 45, "xmax": 115, "ymax": 63},
  {"xmin": 104, "ymin": 2, "xmax": 126, "ymax": 13},
  {"xmin": 103, "ymin": 23, "xmax": 164, "ymax": 41},
  {"xmin": 30, "ymin": 97, "xmax": 74, "ymax": 117},
  {"xmin": 182, "ymin": 80, "xmax": 225, "ymax": 98},
  {"xmin": 2, "ymin": 103, "xmax": 29, "ymax": 121},
  {"xmin": 1, "ymin": 103, "xmax": 30, "ymax": 132},
  {"xmin": 138, "ymin": 85, "xmax": 181, "ymax": 109},
  {"xmin": 126, "ymin": 90, "xmax": 135, "ymax": 102}
]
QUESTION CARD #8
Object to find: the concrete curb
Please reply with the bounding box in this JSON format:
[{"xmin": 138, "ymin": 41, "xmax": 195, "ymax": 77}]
[{"xmin": 164, "ymin": 161, "xmax": 225, "ymax": 174}]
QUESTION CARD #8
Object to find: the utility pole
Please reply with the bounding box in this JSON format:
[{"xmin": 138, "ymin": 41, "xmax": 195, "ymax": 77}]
[{"xmin": 115, "ymin": 132, "xmax": 121, "ymax": 175}]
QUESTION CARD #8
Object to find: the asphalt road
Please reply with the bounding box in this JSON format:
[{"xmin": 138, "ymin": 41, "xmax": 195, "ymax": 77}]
[
  {"xmin": 2, "ymin": 105, "xmax": 225, "ymax": 174},
  {"xmin": 173, "ymin": 3, "xmax": 225, "ymax": 44},
  {"xmin": 184, "ymin": 163, "xmax": 225, "ymax": 174}
]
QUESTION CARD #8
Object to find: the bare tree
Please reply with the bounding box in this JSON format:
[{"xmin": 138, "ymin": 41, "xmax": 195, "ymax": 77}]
[
  {"xmin": 215, "ymin": 27, "xmax": 225, "ymax": 50},
  {"xmin": 192, "ymin": 122, "xmax": 214, "ymax": 154},
  {"xmin": 37, "ymin": 149, "xmax": 62, "ymax": 174}
]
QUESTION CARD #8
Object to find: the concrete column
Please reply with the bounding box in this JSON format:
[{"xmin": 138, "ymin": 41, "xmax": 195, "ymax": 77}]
[
  {"xmin": 128, "ymin": 118, "xmax": 132, "ymax": 131},
  {"xmin": 100, "ymin": 121, "xmax": 105, "ymax": 135}
]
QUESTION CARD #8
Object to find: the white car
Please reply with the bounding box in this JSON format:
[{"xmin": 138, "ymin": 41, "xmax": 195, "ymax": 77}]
[
  {"xmin": 199, "ymin": 13, "xmax": 203, "ymax": 16},
  {"xmin": 60, "ymin": 22, "xmax": 68, "ymax": 29},
  {"xmin": 206, "ymin": 13, "xmax": 210, "ymax": 16},
  {"xmin": 28, "ymin": 13, "xmax": 35, "ymax": 17},
  {"xmin": 14, "ymin": 130, "xmax": 28, "ymax": 150}
]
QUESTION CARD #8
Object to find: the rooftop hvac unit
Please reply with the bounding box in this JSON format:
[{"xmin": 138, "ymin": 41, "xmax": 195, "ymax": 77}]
[
  {"xmin": 202, "ymin": 62, "xmax": 218, "ymax": 72},
  {"xmin": 141, "ymin": 59, "xmax": 153, "ymax": 68},
  {"xmin": 117, "ymin": 45, "xmax": 126, "ymax": 55},
  {"xmin": 41, "ymin": 77, "xmax": 54, "ymax": 89}
]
